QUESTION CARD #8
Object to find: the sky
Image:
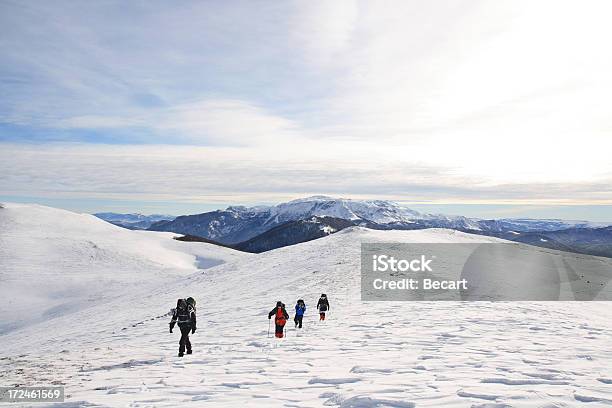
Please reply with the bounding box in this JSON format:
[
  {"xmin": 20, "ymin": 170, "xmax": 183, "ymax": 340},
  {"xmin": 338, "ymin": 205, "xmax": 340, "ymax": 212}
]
[{"xmin": 1, "ymin": 0, "xmax": 611, "ymax": 220}]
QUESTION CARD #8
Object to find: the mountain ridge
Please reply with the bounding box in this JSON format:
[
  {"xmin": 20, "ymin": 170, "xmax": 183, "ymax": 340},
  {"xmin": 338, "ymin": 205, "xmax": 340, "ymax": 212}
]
[
  {"xmin": 151, "ymin": 196, "xmax": 608, "ymax": 232},
  {"xmin": 95, "ymin": 212, "xmax": 175, "ymax": 229}
]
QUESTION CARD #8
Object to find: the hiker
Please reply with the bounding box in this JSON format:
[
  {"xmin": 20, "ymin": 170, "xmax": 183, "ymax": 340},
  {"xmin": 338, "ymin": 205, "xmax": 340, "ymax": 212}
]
[
  {"xmin": 316, "ymin": 294, "xmax": 329, "ymax": 320},
  {"xmin": 294, "ymin": 299, "xmax": 306, "ymax": 328},
  {"xmin": 268, "ymin": 301, "xmax": 289, "ymax": 338},
  {"xmin": 169, "ymin": 297, "xmax": 197, "ymax": 357}
]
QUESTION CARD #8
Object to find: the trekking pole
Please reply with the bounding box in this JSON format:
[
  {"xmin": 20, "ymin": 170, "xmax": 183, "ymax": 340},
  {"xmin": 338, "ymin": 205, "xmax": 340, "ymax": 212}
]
[{"xmin": 267, "ymin": 319, "xmax": 271, "ymax": 338}]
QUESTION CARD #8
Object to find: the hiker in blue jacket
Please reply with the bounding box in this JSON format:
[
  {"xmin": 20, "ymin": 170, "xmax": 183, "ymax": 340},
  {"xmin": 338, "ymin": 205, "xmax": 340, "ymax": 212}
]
[{"xmin": 294, "ymin": 299, "xmax": 306, "ymax": 328}]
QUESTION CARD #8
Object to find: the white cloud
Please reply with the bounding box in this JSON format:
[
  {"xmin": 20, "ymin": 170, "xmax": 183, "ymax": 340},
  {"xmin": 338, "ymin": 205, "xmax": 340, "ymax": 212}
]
[
  {"xmin": 289, "ymin": 0, "xmax": 358, "ymax": 67},
  {"xmin": 1, "ymin": 142, "xmax": 610, "ymax": 206},
  {"xmin": 56, "ymin": 99, "xmax": 300, "ymax": 146},
  {"xmin": 1, "ymin": 0, "xmax": 612, "ymax": 205},
  {"xmin": 295, "ymin": 0, "xmax": 612, "ymax": 185}
]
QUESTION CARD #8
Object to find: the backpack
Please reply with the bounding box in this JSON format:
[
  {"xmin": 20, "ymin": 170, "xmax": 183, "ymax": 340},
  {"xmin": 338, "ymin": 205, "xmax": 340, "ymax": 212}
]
[
  {"xmin": 186, "ymin": 297, "xmax": 196, "ymax": 309},
  {"xmin": 275, "ymin": 307, "xmax": 286, "ymax": 325},
  {"xmin": 176, "ymin": 298, "xmax": 195, "ymax": 325}
]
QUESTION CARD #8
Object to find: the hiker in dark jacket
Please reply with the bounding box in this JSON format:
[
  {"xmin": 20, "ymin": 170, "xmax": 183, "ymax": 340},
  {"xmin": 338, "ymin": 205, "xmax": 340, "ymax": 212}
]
[
  {"xmin": 294, "ymin": 299, "xmax": 306, "ymax": 328},
  {"xmin": 170, "ymin": 297, "xmax": 197, "ymax": 357},
  {"xmin": 268, "ymin": 301, "xmax": 289, "ymax": 338},
  {"xmin": 316, "ymin": 294, "xmax": 329, "ymax": 321}
]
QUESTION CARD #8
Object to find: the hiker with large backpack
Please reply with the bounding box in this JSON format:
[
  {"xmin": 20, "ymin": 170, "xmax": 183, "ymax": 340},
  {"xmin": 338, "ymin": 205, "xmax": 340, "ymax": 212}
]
[
  {"xmin": 169, "ymin": 297, "xmax": 197, "ymax": 357},
  {"xmin": 268, "ymin": 301, "xmax": 289, "ymax": 338},
  {"xmin": 294, "ymin": 299, "xmax": 306, "ymax": 329},
  {"xmin": 316, "ymin": 294, "xmax": 329, "ymax": 321}
]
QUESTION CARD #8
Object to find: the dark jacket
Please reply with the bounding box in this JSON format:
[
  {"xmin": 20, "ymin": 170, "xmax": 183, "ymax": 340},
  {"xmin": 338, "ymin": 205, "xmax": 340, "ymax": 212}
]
[
  {"xmin": 268, "ymin": 306, "xmax": 289, "ymax": 323},
  {"xmin": 317, "ymin": 297, "xmax": 329, "ymax": 312},
  {"xmin": 170, "ymin": 304, "xmax": 196, "ymax": 331}
]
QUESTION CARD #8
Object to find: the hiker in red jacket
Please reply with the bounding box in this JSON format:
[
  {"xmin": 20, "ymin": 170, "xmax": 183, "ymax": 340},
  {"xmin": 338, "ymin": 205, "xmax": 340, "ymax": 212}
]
[{"xmin": 268, "ymin": 301, "xmax": 289, "ymax": 338}]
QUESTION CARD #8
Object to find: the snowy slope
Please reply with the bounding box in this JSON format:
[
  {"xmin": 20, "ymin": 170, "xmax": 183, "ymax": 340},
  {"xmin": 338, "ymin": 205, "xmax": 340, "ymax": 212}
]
[
  {"xmin": 0, "ymin": 203, "xmax": 248, "ymax": 334},
  {"xmin": 1, "ymin": 213, "xmax": 611, "ymax": 407}
]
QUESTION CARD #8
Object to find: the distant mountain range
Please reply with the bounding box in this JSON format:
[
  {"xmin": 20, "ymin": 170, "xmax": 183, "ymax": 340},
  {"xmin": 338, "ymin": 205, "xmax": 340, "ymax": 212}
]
[
  {"xmin": 149, "ymin": 196, "xmax": 425, "ymax": 244},
  {"xmin": 94, "ymin": 212, "xmax": 175, "ymax": 230},
  {"xmin": 474, "ymin": 226, "xmax": 612, "ymax": 259},
  {"xmin": 95, "ymin": 196, "xmax": 612, "ymax": 257}
]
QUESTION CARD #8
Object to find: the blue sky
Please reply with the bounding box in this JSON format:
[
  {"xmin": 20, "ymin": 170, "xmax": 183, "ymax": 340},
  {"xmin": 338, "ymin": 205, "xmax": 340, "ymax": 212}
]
[{"xmin": 1, "ymin": 1, "xmax": 611, "ymax": 220}]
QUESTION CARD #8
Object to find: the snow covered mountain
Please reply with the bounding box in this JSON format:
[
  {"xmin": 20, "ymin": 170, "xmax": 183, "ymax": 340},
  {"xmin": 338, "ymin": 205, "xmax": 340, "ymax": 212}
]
[
  {"xmin": 1, "ymin": 205, "xmax": 611, "ymax": 406},
  {"xmin": 482, "ymin": 226, "xmax": 612, "ymax": 258},
  {"xmin": 0, "ymin": 203, "xmax": 246, "ymax": 334},
  {"xmin": 474, "ymin": 218, "xmax": 608, "ymax": 233},
  {"xmin": 94, "ymin": 212, "xmax": 175, "ymax": 229},
  {"xmin": 148, "ymin": 196, "xmax": 611, "ymax": 257},
  {"xmin": 148, "ymin": 196, "xmax": 428, "ymax": 244},
  {"xmin": 269, "ymin": 196, "xmax": 423, "ymax": 224}
]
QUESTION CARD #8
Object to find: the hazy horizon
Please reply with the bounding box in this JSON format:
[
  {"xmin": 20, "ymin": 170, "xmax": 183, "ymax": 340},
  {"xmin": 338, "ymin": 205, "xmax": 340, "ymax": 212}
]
[{"xmin": 2, "ymin": 195, "xmax": 612, "ymax": 223}]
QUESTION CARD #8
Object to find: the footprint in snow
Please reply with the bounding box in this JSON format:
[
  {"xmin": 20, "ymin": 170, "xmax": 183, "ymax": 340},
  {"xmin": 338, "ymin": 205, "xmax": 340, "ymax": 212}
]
[
  {"xmin": 335, "ymin": 396, "xmax": 415, "ymax": 408},
  {"xmin": 308, "ymin": 377, "xmax": 360, "ymax": 385}
]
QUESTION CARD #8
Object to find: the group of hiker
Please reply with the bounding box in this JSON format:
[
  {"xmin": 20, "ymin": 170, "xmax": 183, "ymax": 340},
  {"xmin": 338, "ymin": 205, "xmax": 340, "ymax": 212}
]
[
  {"xmin": 268, "ymin": 294, "xmax": 330, "ymax": 338},
  {"xmin": 169, "ymin": 294, "xmax": 330, "ymax": 356}
]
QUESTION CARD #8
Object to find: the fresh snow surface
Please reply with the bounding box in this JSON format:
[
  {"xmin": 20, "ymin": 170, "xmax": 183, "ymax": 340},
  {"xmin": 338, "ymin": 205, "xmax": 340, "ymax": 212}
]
[
  {"xmin": 0, "ymin": 203, "xmax": 247, "ymax": 334},
  {"xmin": 1, "ymin": 205, "xmax": 611, "ymax": 407},
  {"xmin": 321, "ymin": 225, "xmax": 336, "ymax": 235}
]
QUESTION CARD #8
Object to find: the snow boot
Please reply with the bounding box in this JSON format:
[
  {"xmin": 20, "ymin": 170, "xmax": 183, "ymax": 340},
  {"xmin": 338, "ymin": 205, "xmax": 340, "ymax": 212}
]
[
  {"xmin": 178, "ymin": 352, "xmax": 184, "ymax": 357},
  {"xmin": 186, "ymin": 349, "xmax": 192, "ymax": 355}
]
